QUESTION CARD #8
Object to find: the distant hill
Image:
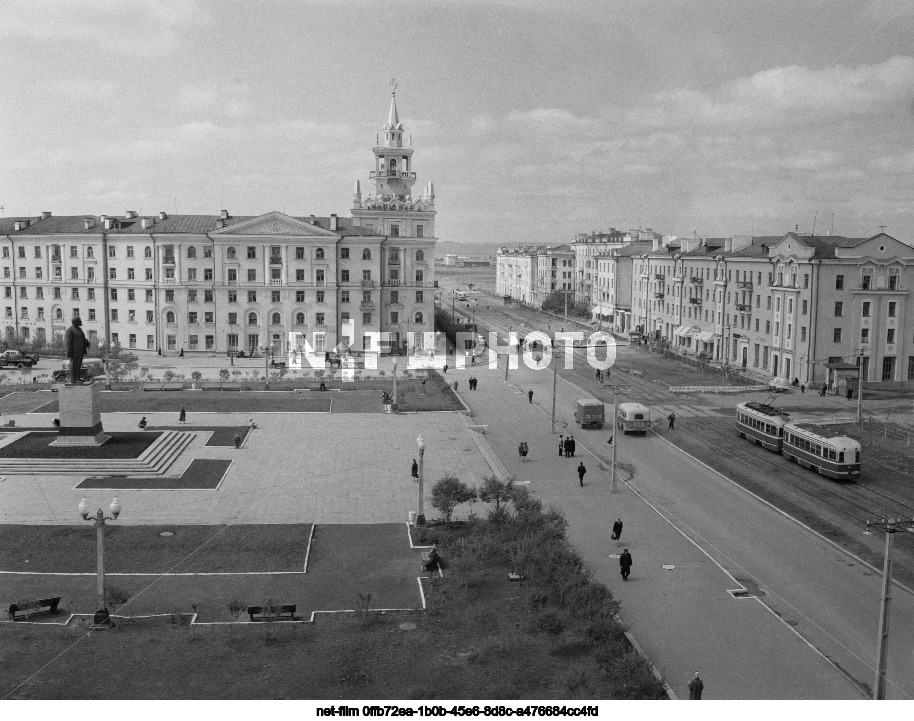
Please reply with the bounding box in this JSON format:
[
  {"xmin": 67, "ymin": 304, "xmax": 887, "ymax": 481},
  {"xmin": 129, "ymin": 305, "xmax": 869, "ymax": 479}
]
[{"xmin": 434, "ymin": 241, "xmax": 502, "ymax": 259}]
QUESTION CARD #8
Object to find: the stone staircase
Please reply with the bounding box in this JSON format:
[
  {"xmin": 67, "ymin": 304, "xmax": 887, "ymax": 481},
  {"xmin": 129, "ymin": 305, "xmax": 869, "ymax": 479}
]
[{"xmin": 0, "ymin": 430, "xmax": 196, "ymax": 476}]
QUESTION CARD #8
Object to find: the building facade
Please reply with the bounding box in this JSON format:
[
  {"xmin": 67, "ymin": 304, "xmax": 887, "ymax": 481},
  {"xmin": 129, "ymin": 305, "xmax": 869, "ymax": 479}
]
[{"xmin": 0, "ymin": 89, "xmax": 437, "ymax": 358}]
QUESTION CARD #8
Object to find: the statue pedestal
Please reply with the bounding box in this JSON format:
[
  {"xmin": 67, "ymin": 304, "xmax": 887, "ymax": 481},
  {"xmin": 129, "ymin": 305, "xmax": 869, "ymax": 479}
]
[{"xmin": 51, "ymin": 381, "xmax": 110, "ymax": 446}]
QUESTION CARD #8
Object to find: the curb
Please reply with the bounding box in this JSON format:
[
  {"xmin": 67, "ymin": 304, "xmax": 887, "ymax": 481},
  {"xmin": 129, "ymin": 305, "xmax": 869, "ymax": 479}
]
[{"xmin": 461, "ymin": 414, "xmax": 512, "ymax": 482}]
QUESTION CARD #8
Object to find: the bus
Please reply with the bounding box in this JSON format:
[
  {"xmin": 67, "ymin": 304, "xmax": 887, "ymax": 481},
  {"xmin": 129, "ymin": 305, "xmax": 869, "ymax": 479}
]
[
  {"xmin": 781, "ymin": 423, "xmax": 861, "ymax": 480},
  {"xmin": 736, "ymin": 402, "xmax": 791, "ymax": 452}
]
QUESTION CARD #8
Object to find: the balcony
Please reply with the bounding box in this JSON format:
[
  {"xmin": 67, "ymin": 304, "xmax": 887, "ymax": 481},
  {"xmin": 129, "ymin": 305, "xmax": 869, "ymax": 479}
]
[
  {"xmin": 269, "ymin": 279, "xmax": 283, "ymax": 286},
  {"xmin": 163, "ymin": 278, "xmax": 177, "ymax": 286},
  {"xmin": 388, "ymin": 258, "xmax": 401, "ymax": 265},
  {"xmin": 655, "ymin": 274, "xmax": 665, "ymax": 280},
  {"xmin": 361, "ymin": 280, "xmax": 374, "ymax": 288},
  {"xmin": 736, "ymin": 303, "xmax": 751, "ymax": 312},
  {"xmin": 737, "ymin": 281, "xmax": 753, "ymax": 290},
  {"xmin": 690, "ymin": 277, "xmax": 703, "ymax": 284},
  {"xmin": 227, "ymin": 280, "xmax": 238, "ymax": 286},
  {"xmin": 654, "ymin": 292, "xmax": 665, "ymax": 299},
  {"xmin": 163, "ymin": 256, "xmax": 175, "ymax": 265},
  {"xmin": 51, "ymin": 277, "xmax": 63, "ymax": 283},
  {"xmin": 369, "ymin": 170, "xmax": 417, "ymax": 180},
  {"xmin": 689, "ymin": 297, "xmax": 702, "ymax": 305},
  {"xmin": 51, "ymin": 255, "xmax": 61, "ymax": 264},
  {"xmin": 386, "ymin": 280, "xmax": 401, "ymax": 286},
  {"xmin": 360, "ymin": 302, "xmax": 376, "ymax": 309},
  {"xmin": 269, "ymin": 256, "xmax": 283, "ymax": 265}
]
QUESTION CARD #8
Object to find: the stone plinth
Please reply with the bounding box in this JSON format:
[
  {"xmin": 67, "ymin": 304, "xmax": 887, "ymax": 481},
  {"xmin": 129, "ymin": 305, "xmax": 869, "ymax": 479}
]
[{"xmin": 51, "ymin": 381, "xmax": 110, "ymax": 446}]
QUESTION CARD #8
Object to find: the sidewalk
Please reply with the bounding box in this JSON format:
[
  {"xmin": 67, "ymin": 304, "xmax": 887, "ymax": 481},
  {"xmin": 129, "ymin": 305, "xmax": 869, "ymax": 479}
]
[{"xmin": 451, "ymin": 359, "xmax": 863, "ymax": 700}]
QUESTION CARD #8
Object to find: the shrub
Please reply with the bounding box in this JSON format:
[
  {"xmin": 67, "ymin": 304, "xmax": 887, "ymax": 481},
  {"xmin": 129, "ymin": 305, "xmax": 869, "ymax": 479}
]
[
  {"xmin": 219, "ymin": 369, "xmax": 230, "ymax": 382},
  {"xmin": 105, "ymin": 585, "xmax": 132, "ymax": 610},
  {"xmin": 536, "ymin": 610, "xmax": 564, "ymax": 636},
  {"xmin": 163, "ymin": 370, "xmax": 175, "ymax": 382},
  {"xmin": 430, "ymin": 473, "xmax": 477, "ymax": 527},
  {"xmin": 191, "ymin": 371, "xmax": 203, "ymax": 382}
]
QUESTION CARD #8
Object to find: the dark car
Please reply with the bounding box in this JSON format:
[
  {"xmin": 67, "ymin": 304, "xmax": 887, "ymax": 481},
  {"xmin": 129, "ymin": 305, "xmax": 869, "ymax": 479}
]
[{"xmin": 52, "ymin": 359, "xmax": 104, "ymax": 383}]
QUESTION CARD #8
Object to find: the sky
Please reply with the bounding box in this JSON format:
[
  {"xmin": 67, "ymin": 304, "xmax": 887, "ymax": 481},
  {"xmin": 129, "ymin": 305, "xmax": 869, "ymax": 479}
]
[{"xmin": 1, "ymin": 0, "xmax": 913, "ymax": 246}]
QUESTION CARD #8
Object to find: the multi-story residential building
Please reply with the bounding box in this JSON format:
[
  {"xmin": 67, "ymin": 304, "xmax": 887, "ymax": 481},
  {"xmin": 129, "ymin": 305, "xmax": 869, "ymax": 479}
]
[
  {"xmin": 593, "ymin": 242, "xmax": 652, "ymax": 332},
  {"xmin": 624, "ymin": 231, "xmax": 914, "ymax": 384},
  {"xmin": 534, "ymin": 244, "xmax": 574, "ymax": 307},
  {"xmin": 571, "ymin": 229, "xmax": 631, "ymax": 307},
  {"xmin": 495, "ymin": 246, "xmax": 545, "ymax": 305},
  {"xmin": 0, "ymin": 89, "xmax": 437, "ymax": 357}
]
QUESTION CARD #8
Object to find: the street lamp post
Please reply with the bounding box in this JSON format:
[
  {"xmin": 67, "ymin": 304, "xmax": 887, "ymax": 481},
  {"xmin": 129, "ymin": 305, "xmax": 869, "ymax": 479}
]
[
  {"xmin": 856, "ymin": 350, "xmax": 864, "ymax": 424},
  {"xmin": 864, "ymin": 516, "xmax": 914, "ymax": 699},
  {"xmin": 392, "ymin": 357, "xmax": 398, "ymax": 407},
  {"xmin": 504, "ymin": 325, "xmax": 512, "ymax": 383},
  {"xmin": 551, "ymin": 343, "xmax": 558, "ymax": 433},
  {"xmin": 78, "ymin": 496, "xmax": 121, "ymax": 613},
  {"xmin": 416, "ymin": 434, "xmax": 426, "ymax": 526},
  {"xmin": 611, "ymin": 387, "xmax": 619, "ymax": 493}
]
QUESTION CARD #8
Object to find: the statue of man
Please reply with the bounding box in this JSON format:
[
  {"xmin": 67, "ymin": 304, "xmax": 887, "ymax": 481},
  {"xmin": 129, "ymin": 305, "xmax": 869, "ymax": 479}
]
[{"xmin": 64, "ymin": 317, "xmax": 89, "ymax": 384}]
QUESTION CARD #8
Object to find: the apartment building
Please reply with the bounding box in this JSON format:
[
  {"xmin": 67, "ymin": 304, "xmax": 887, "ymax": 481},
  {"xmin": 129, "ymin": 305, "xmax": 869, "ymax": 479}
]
[
  {"xmin": 0, "ymin": 89, "xmax": 437, "ymax": 358},
  {"xmin": 495, "ymin": 246, "xmax": 544, "ymax": 305}
]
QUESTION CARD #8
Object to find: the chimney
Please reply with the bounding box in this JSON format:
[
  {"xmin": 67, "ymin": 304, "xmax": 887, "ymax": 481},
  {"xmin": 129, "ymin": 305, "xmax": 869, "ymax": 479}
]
[
  {"xmin": 159, "ymin": 211, "xmax": 168, "ymax": 220},
  {"xmin": 330, "ymin": 214, "xmax": 338, "ymax": 231},
  {"xmin": 41, "ymin": 211, "xmax": 51, "ymax": 219},
  {"xmin": 141, "ymin": 217, "xmax": 154, "ymax": 229},
  {"xmin": 100, "ymin": 215, "xmax": 108, "ymax": 222},
  {"xmin": 652, "ymin": 238, "xmax": 660, "ymax": 252},
  {"xmin": 125, "ymin": 210, "xmax": 137, "ymax": 219},
  {"xmin": 104, "ymin": 217, "xmax": 114, "ymax": 230},
  {"xmin": 310, "ymin": 214, "xmax": 316, "ymax": 224},
  {"xmin": 84, "ymin": 217, "xmax": 95, "ymax": 230},
  {"xmin": 220, "ymin": 209, "xmax": 229, "ymax": 220},
  {"xmin": 216, "ymin": 219, "xmax": 225, "ymax": 229}
]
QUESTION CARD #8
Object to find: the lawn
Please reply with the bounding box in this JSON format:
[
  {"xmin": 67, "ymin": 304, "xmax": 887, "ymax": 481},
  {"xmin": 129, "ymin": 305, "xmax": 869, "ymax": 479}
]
[
  {"xmin": 29, "ymin": 392, "xmax": 334, "ymax": 415},
  {"xmin": 76, "ymin": 458, "xmax": 233, "ymax": 490},
  {"xmin": 0, "ymin": 431, "xmax": 161, "ymax": 459},
  {"xmin": 0, "ymin": 507, "xmax": 667, "ymax": 700}
]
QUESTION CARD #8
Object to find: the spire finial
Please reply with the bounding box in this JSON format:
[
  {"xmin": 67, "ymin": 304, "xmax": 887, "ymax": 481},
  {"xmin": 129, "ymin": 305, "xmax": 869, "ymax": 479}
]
[{"xmin": 390, "ymin": 77, "xmax": 398, "ymax": 95}]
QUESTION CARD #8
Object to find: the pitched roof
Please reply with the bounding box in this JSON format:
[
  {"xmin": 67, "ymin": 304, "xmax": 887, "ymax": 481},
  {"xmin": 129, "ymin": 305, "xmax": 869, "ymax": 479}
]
[{"xmin": 0, "ymin": 214, "xmax": 378, "ymax": 237}]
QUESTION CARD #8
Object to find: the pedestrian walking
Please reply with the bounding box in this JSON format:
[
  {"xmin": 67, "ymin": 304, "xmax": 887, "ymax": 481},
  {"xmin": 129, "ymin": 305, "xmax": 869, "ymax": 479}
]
[
  {"xmin": 453, "ymin": 380, "xmax": 459, "ymax": 392},
  {"xmin": 577, "ymin": 461, "xmax": 586, "ymax": 486},
  {"xmin": 528, "ymin": 389, "xmax": 533, "ymax": 404},
  {"xmin": 519, "ymin": 441, "xmax": 528, "ymax": 462},
  {"xmin": 800, "ymin": 384, "xmax": 805, "ymax": 394},
  {"xmin": 564, "ymin": 436, "xmax": 571, "ymax": 458},
  {"xmin": 558, "ymin": 434, "xmax": 564, "ymax": 457},
  {"xmin": 820, "ymin": 384, "xmax": 827, "ymax": 397},
  {"xmin": 179, "ymin": 406, "xmax": 186, "ymax": 424},
  {"xmin": 667, "ymin": 412, "xmax": 675, "ymax": 430},
  {"xmin": 443, "ymin": 364, "xmax": 448, "ymax": 374},
  {"xmin": 688, "ymin": 672, "xmax": 704, "ymax": 700},
  {"xmin": 411, "ymin": 458, "xmax": 419, "ymax": 482},
  {"xmin": 611, "ymin": 517, "xmax": 623, "ymax": 541},
  {"xmin": 474, "ymin": 377, "xmax": 479, "ymax": 391},
  {"xmin": 606, "ymin": 434, "xmax": 613, "ymax": 445},
  {"xmin": 179, "ymin": 348, "xmax": 184, "ymax": 358},
  {"xmin": 233, "ymin": 434, "xmax": 242, "ymax": 449},
  {"xmin": 568, "ymin": 435, "xmax": 576, "ymax": 457},
  {"xmin": 619, "ymin": 548, "xmax": 632, "ymax": 580}
]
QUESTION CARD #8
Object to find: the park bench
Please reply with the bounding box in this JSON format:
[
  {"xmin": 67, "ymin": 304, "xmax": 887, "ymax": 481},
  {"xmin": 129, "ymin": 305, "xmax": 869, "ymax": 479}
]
[
  {"xmin": 162, "ymin": 383, "xmax": 184, "ymax": 391},
  {"xmin": 8, "ymin": 596, "xmax": 61, "ymax": 621},
  {"xmin": 247, "ymin": 603, "xmax": 296, "ymax": 622},
  {"xmin": 142, "ymin": 384, "xmax": 165, "ymax": 391}
]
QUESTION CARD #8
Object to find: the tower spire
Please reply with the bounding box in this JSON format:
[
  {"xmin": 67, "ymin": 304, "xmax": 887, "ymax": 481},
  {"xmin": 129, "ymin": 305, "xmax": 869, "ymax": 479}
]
[{"xmin": 387, "ymin": 77, "xmax": 400, "ymax": 128}]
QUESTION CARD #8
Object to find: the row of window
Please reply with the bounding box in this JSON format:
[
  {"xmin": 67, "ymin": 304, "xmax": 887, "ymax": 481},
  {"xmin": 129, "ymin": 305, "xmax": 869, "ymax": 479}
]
[
  {"xmin": 783, "ymin": 434, "xmax": 849, "ymax": 462},
  {"xmin": 737, "ymin": 413, "xmax": 781, "ymax": 437},
  {"xmin": 2, "ymin": 245, "xmax": 429, "ymax": 262}
]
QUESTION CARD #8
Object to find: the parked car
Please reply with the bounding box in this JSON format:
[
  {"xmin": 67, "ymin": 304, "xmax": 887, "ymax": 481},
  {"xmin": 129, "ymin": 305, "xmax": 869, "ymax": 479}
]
[
  {"xmin": 0, "ymin": 350, "xmax": 39, "ymax": 368},
  {"xmin": 52, "ymin": 359, "xmax": 105, "ymax": 383}
]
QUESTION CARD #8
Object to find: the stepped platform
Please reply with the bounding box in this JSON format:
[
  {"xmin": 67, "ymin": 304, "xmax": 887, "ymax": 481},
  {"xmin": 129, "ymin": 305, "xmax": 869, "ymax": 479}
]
[{"xmin": 0, "ymin": 430, "xmax": 195, "ymax": 475}]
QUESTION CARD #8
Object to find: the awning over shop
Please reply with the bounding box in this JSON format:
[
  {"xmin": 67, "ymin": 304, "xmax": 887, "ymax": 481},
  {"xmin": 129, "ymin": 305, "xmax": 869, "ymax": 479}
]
[
  {"xmin": 674, "ymin": 325, "xmax": 692, "ymax": 337},
  {"xmin": 695, "ymin": 330, "xmax": 715, "ymax": 343}
]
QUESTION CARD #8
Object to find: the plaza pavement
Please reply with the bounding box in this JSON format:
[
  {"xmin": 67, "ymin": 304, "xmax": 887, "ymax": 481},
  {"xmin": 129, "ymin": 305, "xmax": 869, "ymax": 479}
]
[{"xmin": 0, "ymin": 406, "xmax": 492, "ymax": 526}]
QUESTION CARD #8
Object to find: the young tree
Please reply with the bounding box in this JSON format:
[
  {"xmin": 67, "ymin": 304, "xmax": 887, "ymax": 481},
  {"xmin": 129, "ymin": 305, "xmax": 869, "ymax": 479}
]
[
  {"xmin": 107, "ymin": 352, "xmax": 139, "ymax": 381},
  {"xmin": 478, "ymin": 475, "xmax": 517, "ymax": 517},
  {"xmin": 219, "ymin": 368, "xmax": 230, "ymax": 382},
  {"xmin": 430, "ymin": 473, "xmax": 477, "ymax": 527}
]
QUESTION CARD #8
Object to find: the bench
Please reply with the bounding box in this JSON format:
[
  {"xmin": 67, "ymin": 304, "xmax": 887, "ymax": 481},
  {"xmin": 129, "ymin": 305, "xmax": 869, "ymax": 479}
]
[
  {"xmin": 162, "ymin": 382, "xmax": 184, "ymax": 391},
  {"xmin": 247, "ymin": 603, "xmax": 296, "ymax": 622},
  {"xmin": 143, "ymin": 384, "xmax": 165, "ymax": 391},
  {"xmin": 8, "ymin": 597, "xmax": 61, "ymax": 621}
]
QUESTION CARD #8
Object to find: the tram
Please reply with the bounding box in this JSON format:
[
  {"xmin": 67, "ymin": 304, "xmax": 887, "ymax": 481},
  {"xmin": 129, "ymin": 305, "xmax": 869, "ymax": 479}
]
[
  {"xmin": 735, "ymin": 402, "xmax": 791, "ymax": 452},
  {"xmin": 781, "ymin": 422, "xmax": 861, "ymax": 480}
]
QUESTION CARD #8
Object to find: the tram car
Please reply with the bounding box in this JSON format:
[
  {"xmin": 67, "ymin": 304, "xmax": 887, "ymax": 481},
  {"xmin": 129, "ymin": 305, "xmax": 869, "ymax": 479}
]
[
  {"xmin": 735, "ymin": 402, "xmax": 791, "ymax": 452},
  {"xmin": 781, "ymin": 422, "xmax": 861, "ymax": 480}
]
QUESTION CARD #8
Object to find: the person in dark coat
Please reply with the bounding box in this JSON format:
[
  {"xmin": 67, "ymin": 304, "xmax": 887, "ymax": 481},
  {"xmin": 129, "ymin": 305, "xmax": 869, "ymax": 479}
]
[
  {"xmin": 668, "ymin": 412, "xmax": 676, "ymax": 430},
  {"xmin": 179, "ymin": 407, "xmax": 186, "ymax": 424},
  {"xmin": 179, "ymin": 348, "xmax": 184, "ymax": 358},
  {"xmin": 138, "ymin": 417, "xmax": 148, "ymax": 430},
  {"xmin": 577, "ymin": 461, "xmax": 586, "ymax": 487},
  {"xmin": 528, "ymin": 389, "xmax": 533, "ymax": 403},
  {"xmin": 558, "ymin": 435, "xmax": 564, "ymax": 457},
  {"xmin": 233, "ymin": 434, "xmax": 242, "ymax": 449},
  {"xmin": 411, "ymin": 458, "xmax": 419, "ymax": 482},
  {"xmin": 423, "ymin": 545, "xmax": 440, "ymax": 572},
  {"xmin": 612, "ymin": 518, "xmax": 623, "ymax": 541},
  {"xmin": 688, "ymin": 672, "xmax": 704, "ymax": 699},
  {"xmin": 568, "ymin": 435, "xmax": 576, "ymax": 456},
  {"xmin": 619, "ymin": 549, "xmax": 632, "ymax": 580},
  {"xmin": 563, "ymin": 436, "xmax": 571, "ymax": 458},
  {"xmin": 64, "ymin": 317, "xmax": 89, "ymax": 384},
  {"xmin": 443, "ymin": 364, "xmax": 448, "ymax": 374}
]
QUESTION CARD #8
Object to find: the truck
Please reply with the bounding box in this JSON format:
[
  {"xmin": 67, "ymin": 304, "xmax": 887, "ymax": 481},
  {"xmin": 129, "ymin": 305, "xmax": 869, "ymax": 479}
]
[
  {"xmin": 0, "ymin": 350, "xmax": 39, "ymax": 368},
  {"xmin": 574, "ymin": 399, "xmax": 605, "ymax": 429},
  {"xmin": 52, "ymin": 359, "xmax": 105, "ymax": 383}
]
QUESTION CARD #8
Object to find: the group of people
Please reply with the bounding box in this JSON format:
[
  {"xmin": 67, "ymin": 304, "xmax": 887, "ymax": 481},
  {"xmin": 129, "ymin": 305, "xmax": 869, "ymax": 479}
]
[
  {"xmin": 558, "ymin": 434, "xmax": 577, "ymax": 457},
  {"xmin": 518, "ymin": 441, "xmax": 529, "ymax": 462},
  {"xmin": 468, "ymin": 376, "xmax": 479, "ymax": 390}
]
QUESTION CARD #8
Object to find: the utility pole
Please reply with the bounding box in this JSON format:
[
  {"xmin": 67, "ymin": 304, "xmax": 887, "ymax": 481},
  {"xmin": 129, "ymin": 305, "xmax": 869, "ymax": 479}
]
[
  {"xmin": 564, "ymin": 290, "xmax": 568, "ymax": 325},
  {"xmin": 551, "ymin": 342, "xmax": 558, "ymax": 432},
  {"xmin": 611, "ymin": 389, "xmax": 619, "ymax": 493},
  {"xmin": 856, "ymin": 350, "xmax": 864, "ymax": 424}
]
